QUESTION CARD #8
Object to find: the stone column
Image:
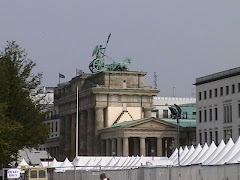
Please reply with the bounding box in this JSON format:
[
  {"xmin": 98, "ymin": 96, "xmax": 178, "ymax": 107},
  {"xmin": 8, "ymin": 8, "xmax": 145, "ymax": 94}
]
[
  {"xmin": 71, "ymin": 113, "xmax": 76, "ymax": 158},
  {"xmin": 111, "ymin": 138, "xmax": 117, "ymax": 156},
  {"xmin": 101, "ymin": 140, "xmax": 106, "ymax": 156},
  {"xmin": 65, "ymin": 115, "xmax": 72, "ymax": 157},
  {"xmin": 87, "ymin": 109, "xmax": 94, "ymax": 155},
  {"xmin": 56, "ymin": 147, "xmax": 59, "ymax": 160},
  {"xmin": 157, "ymin": 137, "xmax": 163, "ymax": 156},
  {"xmin": 134, "ymin": 138, "xmax": 139, "ymax": 155},
  {"xmin": 106, "ymin": 139, "xmax": 111, "ymax": 156},
  {"xmin": 59, "ymin": 116, "xmax": 66, "ymax": 161},
  {"xmin": 143, "ymin": 107, "xmax": 152, "ymax": 118},
  {"xmin": 117, "ymin": 138, "xmax": 123, "ymax": 156},
  {"xmin": 123, "ymin": 137, "xmax": 129, "ymax": 156},
  {"xmin": 79, "ymin": 111, "xmax": 87, "ymax": 155},
  {"xmin": 95, "ymin": 107, "xmax": 104, "ymax": 155},
  {"xmin": 174, "ymin": 137, "xmax": 178, "ymax": 149},
  {"xmin": 53, "ymin": 147, "xmax": 56, "ymax": 158},
  {"xmin": 140, "ymin": 137, "xmax": 146, "ymax": 156}
]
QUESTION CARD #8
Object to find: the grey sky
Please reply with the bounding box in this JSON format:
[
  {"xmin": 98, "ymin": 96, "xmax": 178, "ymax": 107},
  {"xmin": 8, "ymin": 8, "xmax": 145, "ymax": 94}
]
[{"xmin": 1, "ymin": 1, "xmax": 240, "ymax": 97}]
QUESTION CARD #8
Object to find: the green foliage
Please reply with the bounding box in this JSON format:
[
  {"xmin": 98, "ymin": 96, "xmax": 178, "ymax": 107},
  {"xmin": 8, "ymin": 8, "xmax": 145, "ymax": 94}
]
[{"xmin": 0, "ymin": 41, "xmax": 48, "ymax": 168}]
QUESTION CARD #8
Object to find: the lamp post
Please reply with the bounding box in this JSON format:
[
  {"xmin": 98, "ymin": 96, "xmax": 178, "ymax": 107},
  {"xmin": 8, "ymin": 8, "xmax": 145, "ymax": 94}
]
[{"xmin": 168, "ymin": 104, "xmax": 181, "ymax": 166}]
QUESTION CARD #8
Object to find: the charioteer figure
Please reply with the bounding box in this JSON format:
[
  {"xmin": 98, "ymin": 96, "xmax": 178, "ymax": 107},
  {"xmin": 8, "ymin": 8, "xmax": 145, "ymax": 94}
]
[{"xmin": 89, "ymin": 34, "xmax": 131, "ymax": 73}]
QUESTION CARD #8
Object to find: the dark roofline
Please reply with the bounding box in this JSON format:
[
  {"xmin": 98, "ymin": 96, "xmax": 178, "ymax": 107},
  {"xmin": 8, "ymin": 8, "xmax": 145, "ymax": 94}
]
[{"xmin": 194, "ymin": 67, "xmax": 240, "ymax": 86}]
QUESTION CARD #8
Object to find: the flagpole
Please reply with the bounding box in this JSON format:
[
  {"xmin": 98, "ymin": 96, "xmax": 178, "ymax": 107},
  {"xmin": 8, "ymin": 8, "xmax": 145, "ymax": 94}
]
[
  {"xmin": 75, "ymin": 86, "xmax": 79, "ymax": 157},
  {"xmin": 59, "ymin": 73, "xmax": 60, "ymax": 85}
]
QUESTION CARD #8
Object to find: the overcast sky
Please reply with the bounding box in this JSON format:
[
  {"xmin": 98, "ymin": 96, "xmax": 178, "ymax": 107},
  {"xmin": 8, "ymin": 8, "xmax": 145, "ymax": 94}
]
[{"xmin": 1, "ymin": 1, "xmax": 240, "ymax": 97}]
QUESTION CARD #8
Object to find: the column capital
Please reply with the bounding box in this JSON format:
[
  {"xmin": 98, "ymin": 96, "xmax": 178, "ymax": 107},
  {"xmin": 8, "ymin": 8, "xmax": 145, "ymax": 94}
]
[
  {"xmin": 143, "ymin": 107, "xmax": 153, "ymax": 111},
  {"xmin": 95, "ymin": 106, "xmax": 105, "ymax": 110}
]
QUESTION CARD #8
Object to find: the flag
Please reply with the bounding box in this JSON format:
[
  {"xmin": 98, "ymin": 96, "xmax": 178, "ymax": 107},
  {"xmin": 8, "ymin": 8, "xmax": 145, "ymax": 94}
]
[
  {"xmin": 76, "ymin": 69, "xmax": 83, "ymax": 76},
  {"xmin": 59, "ymin": 73, "xmax": 65, "ymax": 78}
]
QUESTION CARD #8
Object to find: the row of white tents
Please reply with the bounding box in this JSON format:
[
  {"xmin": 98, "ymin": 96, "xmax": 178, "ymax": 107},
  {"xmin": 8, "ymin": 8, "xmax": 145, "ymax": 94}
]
[
  {"xmin": 169, "ymin": 137, "xmax": 240, "ymax": 166},
  {"xmin": 18, "ymin": 137, "xmax": 240, "ymax": 171},
  {"xmin": 18, "ymin": 156, "xmax": 172, "ymax": 171}
]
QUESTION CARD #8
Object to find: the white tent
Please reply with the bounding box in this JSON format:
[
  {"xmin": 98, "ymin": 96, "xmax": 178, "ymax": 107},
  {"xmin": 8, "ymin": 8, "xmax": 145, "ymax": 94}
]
[
  {"xmin": 194, "ymin": 142, "xmax": 216, "ymax": 164},
  {"xmin": 207, "ymin": 138, "xmax": 234, "ymax": 165},
  {"xmin": 217, "ymin": 136, "xmax": 240, "ymax": 164},
  {"xmin": 227, "ymin": 149, "xmax": 240, "ymax": 164},
  {"xmin": 190, "ymin": 143, "xmax": 209, "ymax": 164},
  {"xmin": 60, "ymin": 158, "xmax": 73, "ymax": 168},
  {"xmin": 169, "ymin": 148, "xmax": 178, "ymax": 160},
  {"xmin": 202, "ymin": 140, "xmax": 225, "ymax": 165},
  {"xmin": 181, "ymin": 144, "xmax": 202, "ymax": 165},
  {"xmin": 18, "ymin": 158, "xmax": 29, "ymax": 167},
  {"xmin": 179, "ymin": 145, "xmax": 195, "ymax": 165},
  {"xmin": 49, "ymin": 158, "xmax": 62, "ymax": 168},
  {"xmin": 173, "ymin": 146, "xmax": 189, "ymax": 165},
  {"xmin": 170, "ymin": 147, "xmax": 183, "ymax": 162}
]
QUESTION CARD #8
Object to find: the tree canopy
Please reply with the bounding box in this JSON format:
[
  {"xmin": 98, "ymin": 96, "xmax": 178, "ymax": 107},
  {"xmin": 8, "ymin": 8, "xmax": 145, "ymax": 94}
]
[{"xmin": 0, "ymin": 41, "xmax": 48, "ymax": 168}]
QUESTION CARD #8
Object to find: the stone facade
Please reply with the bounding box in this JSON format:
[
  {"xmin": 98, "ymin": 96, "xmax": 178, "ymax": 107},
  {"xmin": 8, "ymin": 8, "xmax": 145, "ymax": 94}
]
[
  {"xmin": 99, "ymin": 117, "xmax": 195, "ymax": 157},
  {"xmin": 54, "ymin": 71, "xmax": 159, "ymax": 160},
  {"xmin": 152, "ymin": 97, "xmax": 196, "ymax": 118},
  {"xmin": 195, "ymin": 67, "xmax": 240, "ymax": 145}
]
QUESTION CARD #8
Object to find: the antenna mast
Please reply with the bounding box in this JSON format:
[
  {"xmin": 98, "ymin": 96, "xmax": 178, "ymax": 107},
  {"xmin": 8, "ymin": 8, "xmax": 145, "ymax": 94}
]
[{"xmin": 154, "ymin": 72, "xmax": 158, "ymax": 90}]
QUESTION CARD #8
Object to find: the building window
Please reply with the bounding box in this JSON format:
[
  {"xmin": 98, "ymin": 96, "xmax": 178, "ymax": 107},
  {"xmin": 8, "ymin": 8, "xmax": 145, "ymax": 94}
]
[
  {"xmin": 163, "ymin": 110, "xmax": 168, "ymax": 118},
  {"xmin": 209, "ymin": 90, "xmax": 212, "ymax": 98},
  {"xmin": 226, "ymin": 86, "xmax": 229, "ymax": 95},
  {"xmin": 199, "ymin": 132, "xmax": 202, "ymax": 144},
  {"xmin": 51, "ymin": 122, "xmax": 54, "ymax": 132},
  {"xmin": 182, "ymin": 112, "xmax": 188, "ymax": 119},
  {"xmin": 214, "ymin": 88, "xmax": 218, "ymax": 97},
  {"xmin": 55, "ymin": 122, "xmax": 58, "ymax": 132},
  {"xmin": 193, "ymin": 112, "xmax": 196, "ymax": 119},
  {"xmin": 204, "ymin": 109, "xmax": 207, "ymax": 122},
  {"xmin": 220, "ymin": 87, "xmax": 223, "ymax": 96},
  {"xmin": 238, "ymin": 83, "xmax": 240, "ymax": 93},
  {"xmin": 215, "ymin": 107, "xmax": 218, "ymax": 120},
  {"xmin": 215, "ymin": 131, "xmax": 218, "ymax": 145},
  {"xmin": 204, "ymin": 132, "xmax": 207, "ymax": 143},
  {"xmin": 199, "ymin": 110, "xmax": 202, "ymax": 122},
  {"xmin": 238, "ymin": 104, "xmax": 240, "ymax": 117},
  {"xmin": 210, "ymin": 131, "xmax": 213, "ymax": 143},
  {"xmin": 224, "ymin": 129, "xmax": 232, "ymax": 142},
  {"xmin": 224, "ymin": 104, "xmax": 232, "ymax": 123},
  {"xmin": 209, "ymin": 108, "xmax": 212, "ymax": 121},
  {"xmin": 232, "ymin": 84, "xmax": 235, "ymax": 94},
  {"xmin": 204, "ymin": 91, "xmax": 207, "ymax": 99},
  {"xmin": 199, "ymin": 92, "xmax": 202, "ymax": 100}
]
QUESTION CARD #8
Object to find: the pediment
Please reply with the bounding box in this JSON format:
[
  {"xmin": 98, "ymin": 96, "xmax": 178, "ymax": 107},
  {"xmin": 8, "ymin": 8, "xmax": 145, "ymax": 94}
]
[{"xmin": 124, "ymin": 118, "xmax": 177, "ymax": 130}]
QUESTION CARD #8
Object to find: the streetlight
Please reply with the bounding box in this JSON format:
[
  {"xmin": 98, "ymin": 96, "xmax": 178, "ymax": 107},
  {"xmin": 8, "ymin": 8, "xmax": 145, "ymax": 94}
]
[{"xmin": 168, "ymin": 104, "xmax": 181, "ymax": 166}]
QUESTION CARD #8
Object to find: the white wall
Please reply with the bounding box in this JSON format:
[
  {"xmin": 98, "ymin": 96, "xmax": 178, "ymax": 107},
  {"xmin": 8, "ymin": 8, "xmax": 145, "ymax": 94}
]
[
  {"xmin": 196, "ymin": 74, "xmax": 240, "ymax": 145},
  {"xmin": 153, "ymin": 97, "xmax": 196, "ymax": 118}
]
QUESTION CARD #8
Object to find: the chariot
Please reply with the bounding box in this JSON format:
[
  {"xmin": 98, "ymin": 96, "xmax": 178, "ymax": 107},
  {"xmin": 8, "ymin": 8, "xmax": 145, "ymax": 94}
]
[{"xmin": 89, "ymin": 34, "xmax": 131, "ymax": 73}]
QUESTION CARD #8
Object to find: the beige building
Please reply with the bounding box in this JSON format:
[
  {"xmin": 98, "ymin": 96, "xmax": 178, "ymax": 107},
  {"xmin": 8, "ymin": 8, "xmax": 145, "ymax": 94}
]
[
  {"xmin": 55, "ymin": 71, "xmax": 158, "ymax": 160},
  {"xmin": 55, "ymin": 71, "xmax": 195, "ymax": 160},
  {"xmin": 100, "ymin": 117, "xmax": 195, "ymax": 157},
  {"xmin": 195, "ymin": 67, "xmax": 240, "ymax": 145}
]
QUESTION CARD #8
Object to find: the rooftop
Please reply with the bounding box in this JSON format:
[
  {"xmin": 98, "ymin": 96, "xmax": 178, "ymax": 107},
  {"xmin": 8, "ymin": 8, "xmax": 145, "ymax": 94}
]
[{"xmin": 194, "ymin": 66, "xmax": 240, "ymax": 85}]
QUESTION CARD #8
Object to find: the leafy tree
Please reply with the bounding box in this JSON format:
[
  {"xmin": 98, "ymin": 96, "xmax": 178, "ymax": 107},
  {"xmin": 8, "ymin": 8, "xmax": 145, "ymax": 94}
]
[{"xmin": 0, "ymin": 41, "xmax": 48, "ymax": 168}]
